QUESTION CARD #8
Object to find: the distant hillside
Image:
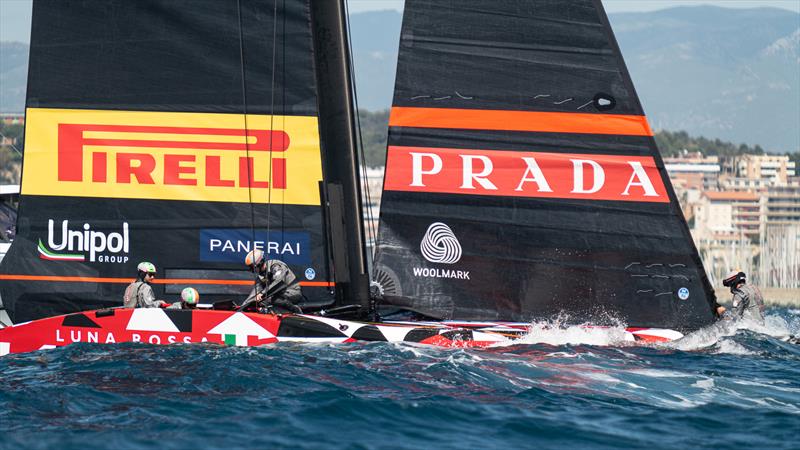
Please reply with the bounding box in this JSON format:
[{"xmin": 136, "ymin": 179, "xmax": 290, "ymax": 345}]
[
  {"xmin": 349, "ymin": 6, "xmax": 800, "ymax": 153},
  {"xmin": 2, "ymin": 6, "xmax": 798, "ymax": 152},
  {"xmin": 610, "ymin": 6, "xmax": 800, "ymax": 154}
]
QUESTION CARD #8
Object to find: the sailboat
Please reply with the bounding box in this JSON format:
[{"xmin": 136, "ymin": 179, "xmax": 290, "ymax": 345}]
[{"xmin": 0, "ymin": 0, "xmax": 717, "ymax": 356}]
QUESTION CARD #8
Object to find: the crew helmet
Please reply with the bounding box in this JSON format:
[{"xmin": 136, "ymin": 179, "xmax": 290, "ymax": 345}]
[
  {"xmin": 722, "ymin": 270, "xmax": 746, "ymax": 287},
  {"xmin": 244, "ymin": 249, "xmax": 266, "ymax": 270},
  {"xmin": 137, "ymin": 261, "xmax": 156, "ymax": 275},
  {"xmin": 181, "ymin": 287, "xmax": 199, "ymax": 306}
]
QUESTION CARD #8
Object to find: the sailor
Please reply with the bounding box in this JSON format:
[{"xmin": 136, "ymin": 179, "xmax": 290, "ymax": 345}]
[
  {"xmin": 243, "ymin": 249, "xmax": 303, "ymax": 314},
  {"xmin": 722, "ymin": 270, "xmax": 765, "ymax": 324},
  {"xmin": 167, "ymin": 287, "xmax": 200, "ymax": 310},
  {"xmin": 123, "ymin": 262, "xmax": 169, "ymax": 308}
]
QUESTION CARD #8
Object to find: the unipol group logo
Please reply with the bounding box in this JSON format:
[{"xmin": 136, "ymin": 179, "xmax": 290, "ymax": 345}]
[
  {"xmin": 420, "ymin": 222, "xmax": 462, "ymax": 264},
  {"xmin": 38, "ymin": 219, "xmax": 130, "ymax": 263},
  {"xmin": 21, "ymin": 108, "xmax": 324, "ymax": 206},
  {"xmin": 413, "ymin": 222, "xmax": 469, "ymax": 280}
]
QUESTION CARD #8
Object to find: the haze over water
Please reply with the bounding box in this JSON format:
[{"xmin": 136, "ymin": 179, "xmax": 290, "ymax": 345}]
[{"xmin": 1, "ymin": 308, "xmax": 798, "ymax": 450}]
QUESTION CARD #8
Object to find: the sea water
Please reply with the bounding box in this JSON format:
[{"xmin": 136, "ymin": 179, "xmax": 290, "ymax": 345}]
[{"xmin": 1, "ymin": 308, "xmax": 798, "ymax": 450}]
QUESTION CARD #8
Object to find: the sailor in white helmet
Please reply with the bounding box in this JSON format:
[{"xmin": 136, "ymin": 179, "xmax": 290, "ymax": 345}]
[
  {"xmin": 243, "ymin": 249, "xmax": 303, "ymax": 314},
  {"xmin": 123, "ymin": 262, "xmax": 169, "ymax": 308},
  {"xmin": 722, "ymin": 270, "xmax": 765, "ymax": 324},
  {"xmin": 167, "ymin": 287, "xmax": 200, "ymax": 310}
]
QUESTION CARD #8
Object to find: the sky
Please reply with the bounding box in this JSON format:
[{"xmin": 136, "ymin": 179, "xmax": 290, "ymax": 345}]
[{"xmin": 2, "ymin": 0, "xmax": 799, "ymax": 42}]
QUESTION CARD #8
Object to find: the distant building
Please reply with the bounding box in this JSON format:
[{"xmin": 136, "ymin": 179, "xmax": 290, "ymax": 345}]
[
  {"xmin": 763, "ymin": 185, "xmax": 800, "ymax": 227},
  {"xmin": 0, "ymin": 136, "xmax": 17, "ymax": 146},
  {"xmin": 693, "ymin": 191, "xmax": 761, "ymax": 240},
  {"xmin": 687, "ymin": 179, "xmax": 800, "ymax": 287},
  {"xmin": 664, "ymin": 152, "xmax": 721, "ymax": 191},
  {"xmin": 690, "ymin": 191, "xmax": 761, "ymax": 285},
  {"xmin": 719, "ymin": 176, "xmax": 775, "ymax": 192},
  {"xmin": 0, "ymin": 114, "xmax": 25, "ymax": 148},
  {"xmin": 736, "ymin": 154, "xmax": 796, "ymax": 185}
]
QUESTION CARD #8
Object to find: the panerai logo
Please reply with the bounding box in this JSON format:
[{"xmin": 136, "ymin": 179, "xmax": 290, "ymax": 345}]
[
  {"xmin": 413, "ymin": 222, "xmax": 470, "ymax": 280},
  {"xmin": 38, "ymin": 219, "xmax": 130, "ymax": 263}
]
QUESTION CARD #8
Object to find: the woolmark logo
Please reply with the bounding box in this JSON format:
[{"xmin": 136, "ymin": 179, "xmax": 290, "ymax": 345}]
[
  {"xmin": 39, "ymin": 219, "xmax": 130, "ymax": 263},
  {"xmin": 420, "ymin": 222, "xmax": 462, "ymax": 264}
]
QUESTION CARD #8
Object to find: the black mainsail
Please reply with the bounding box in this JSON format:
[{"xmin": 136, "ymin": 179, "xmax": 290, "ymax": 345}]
[
  {"xmin": 373, "ymin": 0, "xmax": 718, "ymax": 331},
  {"xmin": 0, "ymin": 0, "xmax": 368, "ymax": 323}
]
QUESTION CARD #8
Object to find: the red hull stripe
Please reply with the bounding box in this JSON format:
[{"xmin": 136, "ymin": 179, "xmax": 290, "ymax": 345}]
[
  {"xmin": 0, "ymin": 274, "xmax": 333, "ymax": 287},
  {"xmin": 389, "ymin": 107, "xmax": 654, "ymax": 136}
]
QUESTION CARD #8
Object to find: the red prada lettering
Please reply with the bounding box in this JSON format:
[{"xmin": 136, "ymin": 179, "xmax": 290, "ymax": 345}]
[
  {"xmin": 57, "ymin": 124, "xmax": 289, "ymax": 188},
  {"xmin": 385, "ymin": 146, "xmax": 669, "ymax": 203}
]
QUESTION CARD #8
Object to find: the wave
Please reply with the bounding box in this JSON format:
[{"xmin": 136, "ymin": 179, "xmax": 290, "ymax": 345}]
[
  {"xmin": 1, "ymin": 309, "xmax": 799, "ymax": 449},
  {"xmin": 668, "ymin": 309, "xmax": 800, "ymax": 353}
]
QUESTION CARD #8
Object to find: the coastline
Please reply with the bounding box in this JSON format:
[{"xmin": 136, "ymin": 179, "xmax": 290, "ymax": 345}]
[
  {"xmin": 761, "ymin": 288, "xmax": 800, "ymax": 306},
  {"xmin": 714, "ymin": 288, "xmax": 800, "ymax": 306}
]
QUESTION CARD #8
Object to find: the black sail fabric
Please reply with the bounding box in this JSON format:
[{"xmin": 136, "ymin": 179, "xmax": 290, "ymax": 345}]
[
  {"xmin": 0, "ymin": 0, "xmax": 336, "ymax": 323},
  {"xmin": 372, "ymin": 0, "xmax": 718, "ymax": 331}
]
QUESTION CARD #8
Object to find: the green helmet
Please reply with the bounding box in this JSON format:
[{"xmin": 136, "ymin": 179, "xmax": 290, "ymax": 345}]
[{"xmin": 137, "ymin": 261, "xmax": 156, "ymax": 274}]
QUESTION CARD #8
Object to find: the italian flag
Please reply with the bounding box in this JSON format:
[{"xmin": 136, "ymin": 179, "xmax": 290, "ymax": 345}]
[
  {"xmin": 223, "ymin": 334, "xmax": 243, "ymax": 346},
  {"xmin": 37, "ymin": 239, "xmax": 85, "ymax": 261}
]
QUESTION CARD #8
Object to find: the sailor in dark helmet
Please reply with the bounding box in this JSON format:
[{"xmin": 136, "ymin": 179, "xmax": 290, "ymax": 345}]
[
  {"xmin": 722, "ymin": 270, "xmax": 765, "ymax": 324},
  {"xmin": 123, "ymin": 261, "xmax": 169, "ymax": 308},
  {"xmin": 167, "ymin": 287, "xmax": 200, "ymax": 310},
  {"xmin": 243, "ymin": 249, "xmax": 303, "ymax": 314}
]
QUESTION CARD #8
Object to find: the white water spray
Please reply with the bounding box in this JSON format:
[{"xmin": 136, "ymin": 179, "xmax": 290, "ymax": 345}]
[
  {"xmin": 667, "ymin": 311, "xmax": 799, "ymax": 353},
  {"xmin": 493, "ymin": 315, "xmax": 632, "ymax": 347}
]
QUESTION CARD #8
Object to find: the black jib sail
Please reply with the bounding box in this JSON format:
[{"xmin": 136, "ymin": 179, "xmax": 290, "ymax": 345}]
[
  {"xmin": 0, "ymin": 0, "xmax": 368, "ymax": 323},
  {"xmin": 372, "ymin": 0, "xmax": 718, "ymax": 331}
]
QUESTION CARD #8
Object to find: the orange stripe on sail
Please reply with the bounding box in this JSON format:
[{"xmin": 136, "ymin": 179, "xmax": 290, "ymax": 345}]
[
  {"xmin": 0, "ymin": 274, "xmax": 334, "ymax": 287},
  {"xmin": 389, "ymin": 107, "xmax": 653, "ymax": 136},
  {"xmin": 0, "ymin": 274, "xmax": 133, "ymax": 283}
]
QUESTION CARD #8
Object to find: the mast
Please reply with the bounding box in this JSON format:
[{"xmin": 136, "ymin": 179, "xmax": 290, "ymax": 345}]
[{"xmin": 310, "ymin": 0, "xmax": 370, "ymax": 311}]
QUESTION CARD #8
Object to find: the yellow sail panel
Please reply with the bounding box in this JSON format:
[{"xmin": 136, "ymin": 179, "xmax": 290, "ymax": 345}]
[{"xmin": 21, "ymin": 108, "xmax": 323, "ymax": 205}]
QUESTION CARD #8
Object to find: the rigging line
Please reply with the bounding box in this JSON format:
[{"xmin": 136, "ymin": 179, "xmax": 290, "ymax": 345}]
[
  {"xmin": 279, "ymin": 1, "xmax": 288, "ymax": 248},
  {"xmin": 265, "ymin": 0, "xmax": 279, "ymax": 255},
  {"xmin": 343, "ymin": 0, "xmax": 377, "ymax": 268},
  {"xmin": 236, "ymin": 0, "xmax": 258, "ymax": 287}
]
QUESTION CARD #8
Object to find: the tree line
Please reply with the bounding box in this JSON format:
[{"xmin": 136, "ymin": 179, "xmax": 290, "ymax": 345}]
[{"xmin": 0, "ymin": 121, "xmax": 23, "ymax": 184}]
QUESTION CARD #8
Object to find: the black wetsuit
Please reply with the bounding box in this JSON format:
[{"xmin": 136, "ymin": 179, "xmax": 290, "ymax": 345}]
[
  {"xmin": 731, "ymin": 284, "xmax": 765, "ymax": 324},
  {"xmin": 245, "ymin": 260, "xmax": 303, "ymax": 314}
]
